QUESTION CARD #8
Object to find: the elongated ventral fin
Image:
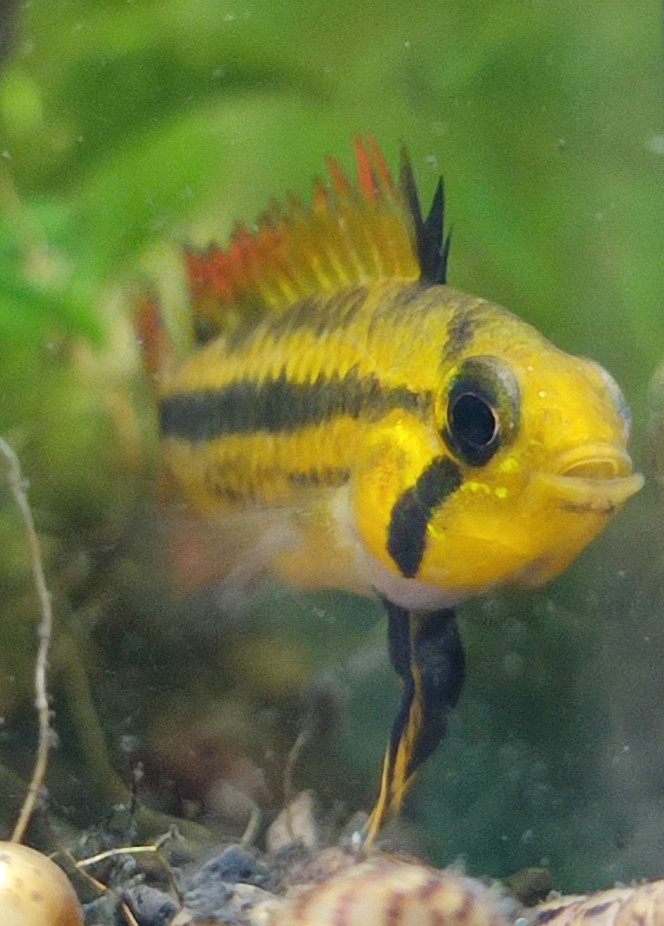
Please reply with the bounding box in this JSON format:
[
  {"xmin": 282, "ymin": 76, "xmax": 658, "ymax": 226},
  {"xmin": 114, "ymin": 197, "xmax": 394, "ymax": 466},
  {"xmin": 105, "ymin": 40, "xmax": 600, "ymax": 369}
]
[{"xmin": 185, "ymin": 137, "xmax": 448, "ymax": 338}]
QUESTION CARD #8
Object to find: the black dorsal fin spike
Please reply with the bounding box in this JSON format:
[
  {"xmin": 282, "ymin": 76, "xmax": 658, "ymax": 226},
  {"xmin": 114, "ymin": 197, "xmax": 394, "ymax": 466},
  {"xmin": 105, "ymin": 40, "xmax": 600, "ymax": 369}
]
[
  {"xmin": 399, "ymin": 143, "xmax": 425, "ymax": 250},
  {"xmin": 423, "ymin": 178, "xmax": 448, "ymax": 284},
  {"xmin": 399, "ymin": 144, "xmax": 450, "ymax": 286}
]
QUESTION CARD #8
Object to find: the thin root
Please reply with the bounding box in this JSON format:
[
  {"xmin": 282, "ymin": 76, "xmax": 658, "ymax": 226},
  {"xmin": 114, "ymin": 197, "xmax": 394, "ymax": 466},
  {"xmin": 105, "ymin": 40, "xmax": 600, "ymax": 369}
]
[{"xmin": 0, "ymin": 436, "xmax": 54, "ymax": 844}]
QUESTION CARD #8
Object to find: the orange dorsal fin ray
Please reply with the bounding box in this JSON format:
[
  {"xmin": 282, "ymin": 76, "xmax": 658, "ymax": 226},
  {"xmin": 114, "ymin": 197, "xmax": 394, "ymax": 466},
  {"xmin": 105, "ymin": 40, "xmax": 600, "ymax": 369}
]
[
  {"xmin": 185, "ymin": 137, "xmax": 447, "ymax": 338},
  {"xmin": 134, "ymin": 286, "xmax": 177, "ymax": 388}
]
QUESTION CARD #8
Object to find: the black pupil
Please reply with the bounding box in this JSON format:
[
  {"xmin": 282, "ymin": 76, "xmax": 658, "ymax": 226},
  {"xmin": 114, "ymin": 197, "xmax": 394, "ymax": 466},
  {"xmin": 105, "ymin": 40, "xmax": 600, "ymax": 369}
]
[{"xmin": 449, "ymin": 392, "xmax": 496, "ymax": 447}]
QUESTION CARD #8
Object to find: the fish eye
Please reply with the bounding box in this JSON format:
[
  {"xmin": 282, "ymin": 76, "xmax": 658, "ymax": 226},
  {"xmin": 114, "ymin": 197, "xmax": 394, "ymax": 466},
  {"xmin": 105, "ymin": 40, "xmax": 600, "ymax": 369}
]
[
  {"xmin": 441, "ymin": 356, "xmax": 520, "ymax": 466},
  {"xmin": 449, "ymin": 392, "xmax": 497, "ymax": 448}
]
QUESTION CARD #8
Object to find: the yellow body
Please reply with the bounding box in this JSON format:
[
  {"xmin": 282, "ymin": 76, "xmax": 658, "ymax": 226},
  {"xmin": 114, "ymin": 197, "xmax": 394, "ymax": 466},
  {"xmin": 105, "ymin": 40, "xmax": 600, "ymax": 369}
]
[
  {"xmin": 159, "ymin": 277, "xmax": 639, "ymax": 608},
  {"xmin": 144, "ymin": 138, "xmax": 642, "ymax": 839}
]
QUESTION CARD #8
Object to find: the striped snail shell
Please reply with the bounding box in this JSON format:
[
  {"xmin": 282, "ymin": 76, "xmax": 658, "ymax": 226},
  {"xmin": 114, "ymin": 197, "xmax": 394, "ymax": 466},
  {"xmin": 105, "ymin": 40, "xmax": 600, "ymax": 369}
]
[{"xmin": 251, "ymin": 854, "xmax": 516, "ymax": 926}]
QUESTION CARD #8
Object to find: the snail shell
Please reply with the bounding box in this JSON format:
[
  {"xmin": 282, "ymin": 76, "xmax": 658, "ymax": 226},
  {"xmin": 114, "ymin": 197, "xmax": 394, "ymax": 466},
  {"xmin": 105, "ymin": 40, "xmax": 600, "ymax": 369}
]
[
  {"xmin": 529, "ymin": 880, "xmax": 664, "ymax": 926},
  {"xmin": 0, "ymin": 841, "xmax": 82, "ymax": 926},
  {"xmin": 252, "ymin": 854, "xmax": 515, "ymax": 926}
]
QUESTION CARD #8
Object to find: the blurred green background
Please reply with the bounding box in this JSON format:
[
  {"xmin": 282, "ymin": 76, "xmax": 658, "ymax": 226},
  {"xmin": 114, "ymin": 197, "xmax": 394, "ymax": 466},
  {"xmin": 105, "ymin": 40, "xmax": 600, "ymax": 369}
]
[{"xmin": 0, "ymin": 0, "xmax": 663, "ymax": 896}]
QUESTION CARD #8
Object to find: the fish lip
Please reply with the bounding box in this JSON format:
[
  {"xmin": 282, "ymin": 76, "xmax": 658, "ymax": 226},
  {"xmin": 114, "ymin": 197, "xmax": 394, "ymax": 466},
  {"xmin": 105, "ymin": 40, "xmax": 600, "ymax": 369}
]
[
  {"xmin": 531, "ymin": 443, "xmax": 644, "ymax": 513},
  {"xmin": 549, "ymin": 443, "xmax": 634, "ymax": 480}
]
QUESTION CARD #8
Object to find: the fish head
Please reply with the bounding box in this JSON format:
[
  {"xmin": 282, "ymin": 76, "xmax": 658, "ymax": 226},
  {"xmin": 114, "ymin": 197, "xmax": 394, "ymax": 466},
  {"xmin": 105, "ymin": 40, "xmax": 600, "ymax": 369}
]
[{"xmin": 412, "ymin": 316, "xmax": 643, "ymax": 596}]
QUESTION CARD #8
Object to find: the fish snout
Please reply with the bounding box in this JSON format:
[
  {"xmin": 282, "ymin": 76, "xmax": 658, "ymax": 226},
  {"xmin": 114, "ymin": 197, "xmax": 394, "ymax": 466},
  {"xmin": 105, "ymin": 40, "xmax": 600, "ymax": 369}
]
[
  {"xmin": 530, "ymin": 443, "xmax": 644, "ymax": 513},
  {"xmin": 551, "ymin": 444, "xmax": 634, "ymax": 481}
]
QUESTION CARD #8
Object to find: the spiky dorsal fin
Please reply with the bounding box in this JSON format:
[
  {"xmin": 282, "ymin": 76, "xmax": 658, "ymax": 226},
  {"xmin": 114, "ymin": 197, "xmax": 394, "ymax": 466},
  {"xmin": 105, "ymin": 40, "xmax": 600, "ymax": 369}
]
[
  {"xmin": 186, "ymin": 137, "xmax": 448, "ymax": 338},
  {"xmin": 399, "ymin": 144, "xmax": 450, "ymax": 287}
]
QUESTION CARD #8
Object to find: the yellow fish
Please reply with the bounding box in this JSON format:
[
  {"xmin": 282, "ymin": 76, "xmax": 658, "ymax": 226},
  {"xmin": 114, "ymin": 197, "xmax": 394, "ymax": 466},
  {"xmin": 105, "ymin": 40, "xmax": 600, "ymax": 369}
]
[{"xmin": 139, "ymin": 137, "xmax": 643, "ymax": 844}]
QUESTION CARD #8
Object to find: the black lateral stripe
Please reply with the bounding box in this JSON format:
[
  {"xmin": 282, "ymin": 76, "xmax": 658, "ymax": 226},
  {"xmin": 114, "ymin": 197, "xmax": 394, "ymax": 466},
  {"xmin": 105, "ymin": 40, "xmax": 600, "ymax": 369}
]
[
  {"xmin": 287, "ymin": 466, "xmax": 351, "ymax": 488},
  {"xmin": 160, "ymin": 369, "xmax": 429, "ymax": 442},
  {"xmin": 387, "ymin": 456, "xmax": 462, "ymax": 578}
]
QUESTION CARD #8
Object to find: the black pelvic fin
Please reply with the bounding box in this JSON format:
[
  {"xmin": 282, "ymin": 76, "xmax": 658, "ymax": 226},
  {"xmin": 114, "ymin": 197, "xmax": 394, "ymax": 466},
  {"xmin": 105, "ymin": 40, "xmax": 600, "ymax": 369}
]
[{"xmin": 363, "ymin": 600, "xmax": 465, "ymax": 846}]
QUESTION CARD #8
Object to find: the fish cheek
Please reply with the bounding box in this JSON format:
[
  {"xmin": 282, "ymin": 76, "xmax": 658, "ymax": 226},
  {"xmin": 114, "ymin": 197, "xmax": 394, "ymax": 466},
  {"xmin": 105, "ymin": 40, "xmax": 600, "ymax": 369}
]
[
  {"xmin": 420, "ymin": 466, "xmax": 617, "ymax": 592},
  {"xmin": 415, "ymin": 462, "xmax": 534, "ymax": 591},
  {"xmin": 351, "ymin": 412, "xmax": 441, "ymax": 574}
]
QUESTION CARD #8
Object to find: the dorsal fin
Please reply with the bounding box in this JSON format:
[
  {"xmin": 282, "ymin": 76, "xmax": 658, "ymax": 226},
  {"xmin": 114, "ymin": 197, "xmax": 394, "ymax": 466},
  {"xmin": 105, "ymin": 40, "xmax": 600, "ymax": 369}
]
[
  {"xmin": 399, "ymin": 144, "xmax": 450, "ymax": 286},
  {"xmin": 185, "ymin": 137, "xmax": 448, "ymax": 338}
]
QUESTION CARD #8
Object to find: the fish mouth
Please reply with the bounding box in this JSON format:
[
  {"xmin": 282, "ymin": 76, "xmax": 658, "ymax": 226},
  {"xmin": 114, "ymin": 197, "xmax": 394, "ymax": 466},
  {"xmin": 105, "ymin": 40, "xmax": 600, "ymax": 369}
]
[{"xmin": 531, "ymin": 443, "xmax": 644, "ymax": 513}]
